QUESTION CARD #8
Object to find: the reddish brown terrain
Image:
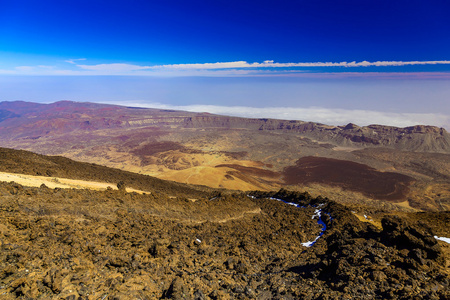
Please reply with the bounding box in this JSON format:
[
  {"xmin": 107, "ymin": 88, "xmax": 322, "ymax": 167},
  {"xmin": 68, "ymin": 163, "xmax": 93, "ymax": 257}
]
[
  {"xmin": 0, "ymin": 100, "xmax": 449, "ymax": 211},
  {"xmin": 0, "ymin": 148, "xmax": 449, "ymax": 299},
  {"xmin": 283, "ymin": 156, "xmax": 414, "ymax": 201},
  {"xmin": 0, "ymin": 129, "xmax": 448, "ymax": 298}
]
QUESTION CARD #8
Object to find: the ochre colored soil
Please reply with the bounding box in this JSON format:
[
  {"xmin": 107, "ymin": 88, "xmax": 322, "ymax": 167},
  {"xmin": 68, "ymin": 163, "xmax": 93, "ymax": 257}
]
[
  {"xmin": 0, "ymin": 147, "xmax": 213, "ymax": 198},
  {"xmin": 132, "ymin": 142, "xmax": 186, "ymax": 157},
  {"xmin": 215, "ymin": 164, "xmax": 279, "ymax": 178}
]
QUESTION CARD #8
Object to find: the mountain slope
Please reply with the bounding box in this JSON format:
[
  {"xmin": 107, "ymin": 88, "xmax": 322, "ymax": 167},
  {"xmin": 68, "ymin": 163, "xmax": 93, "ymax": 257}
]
[
  {"xmin": 0, "ymin": 100, "xmax": 449, "ymax": 211},
  {"xmin": 0, "ymin": 147, "xmax": 214, "ymax": 198},
  {"xmin": 0, "ymin": 177, "xmax": 449, "ymax": 299}
]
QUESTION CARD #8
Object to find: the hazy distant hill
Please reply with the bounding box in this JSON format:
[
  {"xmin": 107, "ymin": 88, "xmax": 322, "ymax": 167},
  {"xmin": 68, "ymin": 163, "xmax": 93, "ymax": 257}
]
[
  {"xmin": 1, "ymin": 100, "xmax": 449, "ymax": 152},
  {"xmin": 0, "ymin": 100, "xmax": 449, "ymax": 211},
  {"xmin": 185, "ymin": 115, "xmax": 450, "ymax": 153}
]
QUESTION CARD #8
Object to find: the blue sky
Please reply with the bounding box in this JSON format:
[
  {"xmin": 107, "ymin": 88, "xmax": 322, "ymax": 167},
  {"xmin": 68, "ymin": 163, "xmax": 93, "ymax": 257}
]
[{"xmin": 0, "ymin": 0, "xmax": 449, "ymax": 128}]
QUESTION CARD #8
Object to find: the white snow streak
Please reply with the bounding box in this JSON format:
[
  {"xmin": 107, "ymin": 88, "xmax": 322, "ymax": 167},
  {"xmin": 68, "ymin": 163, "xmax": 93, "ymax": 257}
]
[{"xmin": 434, "ymin": 236, "xmax": 450, "ymax": 244}]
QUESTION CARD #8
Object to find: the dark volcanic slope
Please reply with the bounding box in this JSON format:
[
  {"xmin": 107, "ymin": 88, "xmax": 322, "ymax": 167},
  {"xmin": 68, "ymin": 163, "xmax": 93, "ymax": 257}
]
[
  {"xmin": 283, "ymin": 156, "xmax": 414, "ymax": 201},
  {"xmin": 0, "ymin": 147, "xmax": 212, "ymax": 198},
  {"xmin": 0, "ymin": 184, "xmax": 448, "ymax": 299}
]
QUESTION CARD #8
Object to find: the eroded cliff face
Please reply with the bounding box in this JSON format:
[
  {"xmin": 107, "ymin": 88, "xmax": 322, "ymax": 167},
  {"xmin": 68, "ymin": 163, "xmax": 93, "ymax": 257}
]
[
  {"xmin": 332, "ymin": 124, "xmax": 450, "ymax": 152},
  {"xmin": 184, "ymin": 115, "xmax": 318, "ymax": 131},
  {"xmin": 183, "ymin": 115, "xmax": 450, "ymax": 153},
  {"xmin": 1, "ymin": 101, "xmax": 449, "ymax": 153}
]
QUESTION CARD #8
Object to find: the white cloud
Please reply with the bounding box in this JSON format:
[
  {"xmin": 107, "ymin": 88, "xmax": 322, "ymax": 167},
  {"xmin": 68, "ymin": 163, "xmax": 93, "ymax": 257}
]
[
  {"xmin": 4, "ymin": 59, "xmax": 450, "ymax": 76},
  {"xmin": 150, "ymin": 61, "xmax": 252, "ymax": 70},
  {"xmin": 0, "ymin": 69, "xmax": 17, "ymax": 75},
  {"xmin": 124, "ymin": 102, "xmax": 450, "ymax": 130},
  {"xmin": 69, "ymin": 59, "xmax": 450, "ymax": 75},
  {"xmin": 1, "ymin": 65, "xmax": 82, "ymax": 75},
  {"xmin": 37, "ymin": 65, "xmax": 55, "ymax": 69},
  {"xmin": 65, "ymin": 58, "xmax": 86, "ymax": 64},
  {"xmin": 147, "ymin": 60, "xmax": 450, "ymax": 70},
  {"xmin": 77, "ymin": 63, "xmax": 152, "ymax": 72},
  {"xmin": 15, "ymin": 66, "xmax": 35, "ymax": 72}
]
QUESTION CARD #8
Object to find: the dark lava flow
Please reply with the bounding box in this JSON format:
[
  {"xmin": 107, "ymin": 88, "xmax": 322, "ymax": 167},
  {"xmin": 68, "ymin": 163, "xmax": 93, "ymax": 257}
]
[{"xmin": 283, "ymin": 156, "xmax": 414, "ymax": 200}]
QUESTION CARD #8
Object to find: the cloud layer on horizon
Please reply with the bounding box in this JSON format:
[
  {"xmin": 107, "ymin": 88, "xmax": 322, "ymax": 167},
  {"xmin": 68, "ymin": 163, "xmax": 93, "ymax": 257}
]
[
  {"xmin": 76, "ymin": 60, "xmax": 450, "ymax": 75},
  {"xmin": 104, "ymin": 102, "xmax": 450, "ymax": 131},
  {"xmin": 2, "ymin": 59, "xmax": 450, "ymax": 76},
  {"xmin": 147, "ymin": 60, "xmax": 450, "ymax": 70}
]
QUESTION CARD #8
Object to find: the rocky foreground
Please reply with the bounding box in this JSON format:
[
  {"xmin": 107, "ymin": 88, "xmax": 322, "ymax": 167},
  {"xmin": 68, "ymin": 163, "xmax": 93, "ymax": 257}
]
[{"xmin": 0, "ymin": 182, "xmax": 449, "ymax": 299}]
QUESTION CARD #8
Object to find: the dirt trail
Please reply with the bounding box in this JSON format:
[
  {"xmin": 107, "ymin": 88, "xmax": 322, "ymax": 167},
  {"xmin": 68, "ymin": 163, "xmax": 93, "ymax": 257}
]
[{"xmin": 0, "ymin": 171, "xmax": 147, "ymax": 194}]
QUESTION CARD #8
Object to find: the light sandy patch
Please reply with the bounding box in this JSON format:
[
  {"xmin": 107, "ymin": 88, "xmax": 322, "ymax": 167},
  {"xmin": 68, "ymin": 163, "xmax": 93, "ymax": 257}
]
[
  {"xmin": 157, "ymin": 166, "xmax": 265, "ymax": 191},
  {"xmin": 394, "ymin": 200, "xmax": 417, "ymax": 210},
  {"xmin": 332, "ymin": 146, "xmax": 357, "ymax": 152},
  {"xmin": 0, "ymin": 171, "xmax": 148, "ymax": 194},
  {"xmin": 352, "ymin": 212, "xmax": 382, "ymax": 229},
  {"xmin": 216, "ymin": 207, "xmax": 262, "ymax": 223}
]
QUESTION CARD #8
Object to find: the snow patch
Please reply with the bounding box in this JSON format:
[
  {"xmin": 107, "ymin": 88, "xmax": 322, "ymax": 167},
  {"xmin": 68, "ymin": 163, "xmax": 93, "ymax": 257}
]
[
  {"xmin": 301, "ymin": 238, "xmax": 319, "ymax": 247},
  {"xmin": 302, "ymin": 209, "xmax": 329, "ymax": 247},
  {"xmin": 268, "ymin": 197, "xmax": 301, "ymax": 208},
  {"xmin": 312, "ymin": 209, "xmax": 321, "ymax": 219},
  {"xmin": 252, "ymin": 196, "xmax": 330, "ymax": 248},
  {"xmin": 434, "ymin": 236, "xmax": 450, "ymax": 244}
]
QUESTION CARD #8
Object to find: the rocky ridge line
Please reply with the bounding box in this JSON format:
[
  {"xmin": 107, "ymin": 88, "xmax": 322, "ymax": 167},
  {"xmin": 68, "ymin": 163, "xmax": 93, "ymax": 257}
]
[{"xmin": 0, "ymin": 101, "xmax": 449, "ymax": 153}]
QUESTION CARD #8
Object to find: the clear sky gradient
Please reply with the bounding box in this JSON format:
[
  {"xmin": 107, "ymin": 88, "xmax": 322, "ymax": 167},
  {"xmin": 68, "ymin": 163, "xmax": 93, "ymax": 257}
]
[{"xmin": 0, "ymin": 0, "xmax": 449, "ymax": 129}]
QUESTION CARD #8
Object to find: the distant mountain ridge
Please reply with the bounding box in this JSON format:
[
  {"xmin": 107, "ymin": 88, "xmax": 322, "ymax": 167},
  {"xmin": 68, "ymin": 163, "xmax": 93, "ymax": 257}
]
[
  {"xmin": 0, "ymin": 100, "xmax": 449, "ymax": 153},
  {"xmin": 185, "ymin": 116, "xmax": 450, "ymax": 153}
]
